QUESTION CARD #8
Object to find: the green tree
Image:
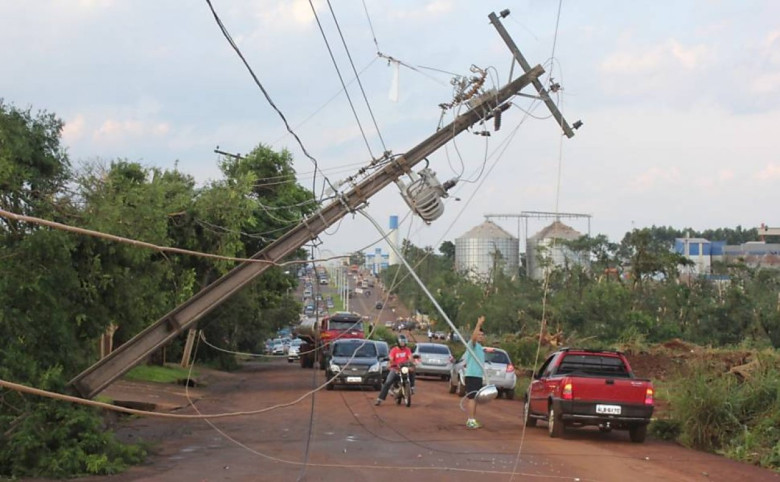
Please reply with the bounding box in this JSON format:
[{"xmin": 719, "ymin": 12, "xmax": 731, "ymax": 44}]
[
  {"xmin": 0, "ymin": 104, "xmax": 144, "ymax": 477},
  {"xmin": 0, "ymin": 100, "xmax": 70, "ymax": 230},
  {"xmin": 439, "ymin": 240, "xmax": 455, "ymax": 265}
]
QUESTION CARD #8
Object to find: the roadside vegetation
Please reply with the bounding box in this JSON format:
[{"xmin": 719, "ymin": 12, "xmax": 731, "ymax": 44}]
[
  {"xmin": 124, "ymin": 365, "xmax": 199, "ymax": 384},
  {"xmin": 382, "ymin": 234, "xmax": 780, "ymax": 472},
  {"xmin": 2, "ymin": 101, "xmax": 779, "ymax": 476},
  {"xmin": 0, "ymin": 101, "xmax": 311, "ymax": 477}
]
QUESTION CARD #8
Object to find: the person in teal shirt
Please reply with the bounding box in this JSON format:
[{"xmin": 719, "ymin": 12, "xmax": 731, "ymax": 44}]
[{"xmin": 464, "ymin": 315, "xmax": 486, "ymax": 429}]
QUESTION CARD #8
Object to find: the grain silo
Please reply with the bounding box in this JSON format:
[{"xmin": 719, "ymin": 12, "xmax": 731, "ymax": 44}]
[
  {"xmin": 455, "ymin": 220, "xmax": 519, "ymax": 280},
  {"xmin": 526, "ymin": 220, "xmax": 583, "ymax": 280}
]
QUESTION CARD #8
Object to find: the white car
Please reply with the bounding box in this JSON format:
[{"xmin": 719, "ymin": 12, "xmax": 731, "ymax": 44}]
[
  {"xmin": 287, "ymin": 339, "xmax": 303, "ymax": 362},
  {"xmin": 271, "ymin": 340, "xmax": 286, "ymax": 355},
  {"xmin": 448, "ymin": 346, "xmax": 517, "ymax": 399}
]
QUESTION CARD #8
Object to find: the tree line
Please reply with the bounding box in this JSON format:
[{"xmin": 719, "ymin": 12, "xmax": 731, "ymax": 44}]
[{"xmin": 381, "ymin": 230, "xmax": 780, "ymax": 352}]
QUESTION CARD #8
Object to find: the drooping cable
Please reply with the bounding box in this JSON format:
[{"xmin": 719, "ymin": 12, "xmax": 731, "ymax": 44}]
[
  {"xmin": 510, "ymin": 3, "xmax": 569, "ymax": 479},
  {"xmin": 361, "ymin": 0, "xmax": 449, "ymax": 87},
  {"xmin": 359, "ymin": 209, "xmax": 486, "ymax": 374},
  {"xmin": 204, "ymin": 0, "xmax": 338, "ymax": 202},
  {"xmin": 547, "ymin": 0, "xmax": 564, "ymax": 85}
]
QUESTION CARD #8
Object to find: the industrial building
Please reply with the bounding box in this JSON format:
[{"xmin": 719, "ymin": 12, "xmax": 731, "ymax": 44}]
[{"xmin": 675, "ymin": 237, "xmax": 780, "ymax": 274}]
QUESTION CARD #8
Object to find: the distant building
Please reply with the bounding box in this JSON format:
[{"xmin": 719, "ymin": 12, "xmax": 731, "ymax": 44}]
[
  {"xmin": 365, "ymin": 247, "xmax": 389, "ymax": 275},
  {"xmin": 526, "ymin": 221, "xmax": 584, "ymax": 280},
  {"xmin": 722, "ymin": 241, "xmax": 780, "ymax": 267},
  {"xmin": 674, "ymin": 237, "xmax": 716, "ymax": 276},
  {"xmin": 674, "ymin": 237, "xmax": 780, "ymax": 277},
  {"xmin": 455, "ymin": 220, "xmax": 519, "ymax": 280}
]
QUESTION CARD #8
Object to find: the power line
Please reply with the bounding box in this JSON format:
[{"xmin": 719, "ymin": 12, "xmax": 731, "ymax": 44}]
[
  {"xmin": 361, "ymin": 0, "xmax": 380, "ymax": 52},
  {"xmin": 547, "ymin": 0, "xmax": 564, "ymax": 85},
  {"xmin": 204, "ymin": 0, "xmax": 338, "ymax": 202},
  {"xmin": 361, "ymin": 0, "xmax": 451, "ymax": 87},
  {"xmin": 326, "ymin": 0, "xmax": 388, "ymax": 153},
  {"xmin": 0, "ymin": 208, "xmax": 343, "ymax": 268},
  {"xmin": 269, "ymin": 57, "xmax": 379, "ymax": 148},
  {"xmin": 307, "ymin": 0, "xmax": 377, "ymax": 160}
]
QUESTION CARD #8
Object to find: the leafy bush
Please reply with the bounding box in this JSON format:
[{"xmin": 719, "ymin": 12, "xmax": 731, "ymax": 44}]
[
  {"xmin": 368, "ymin": 324, "xmax": 397, "ymax": 346},
  {"xmin": 0, "ymin": 402, "xmax": 146, "ymax": 478},
  {"xmin": 664, "ymin": 354, "xmax": 780, "ymax": 471},
  {"xmin": 497, "ymin": 334, "xmax": 544, "ymax": 369},
  {"xmin": 0, "ymin": 369, "xmax": 146, "ymax": 479}
]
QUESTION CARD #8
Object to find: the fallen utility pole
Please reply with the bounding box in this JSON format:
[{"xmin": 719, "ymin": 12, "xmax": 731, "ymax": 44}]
[{"xmin": 69, "ymin": 64, "xmax": 545, "ymax": 398}]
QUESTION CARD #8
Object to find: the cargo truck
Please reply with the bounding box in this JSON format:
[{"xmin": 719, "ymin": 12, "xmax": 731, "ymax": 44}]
[{"xmin": 295, "ymin": 311, "xmax": 365, "ymax": 369}]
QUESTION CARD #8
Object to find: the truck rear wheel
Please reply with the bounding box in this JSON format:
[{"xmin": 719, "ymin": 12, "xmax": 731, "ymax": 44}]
[
  {"xmin": 629, "ymin": 424, "xmax": 647, "ymax": 443},
  {"xmin": 548, "ymin": 406, "xmax": 564, "ymax": 438},
  {"xmin": 523, "ymin": 398, "xmax": 537, "ymax": 427}
]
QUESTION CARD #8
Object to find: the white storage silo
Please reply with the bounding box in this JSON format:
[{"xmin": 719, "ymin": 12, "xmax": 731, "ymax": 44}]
[
  {"xmin": 455, "ymin": 220, "xmax": 519, "ymax": 280},
  {"xmin": 526, "ymin": 220, "xmax": 583, "ymax": 280}
]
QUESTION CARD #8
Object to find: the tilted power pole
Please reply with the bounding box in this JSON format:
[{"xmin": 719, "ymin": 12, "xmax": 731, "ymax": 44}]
[
  {"xmin": 489, "ymin": 10, "xmax": 579, "ymax": 138},
  {"xmin": 70, "ymin": 64, "xmax": 546, "ymax": 398}
]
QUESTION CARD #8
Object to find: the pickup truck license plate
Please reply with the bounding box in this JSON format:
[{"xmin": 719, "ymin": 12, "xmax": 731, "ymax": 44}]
[
  {"xmin": 596, "ymin": 404, "xmax": 621, "ymax": 415},
  {"xmin": 346, "ymin": 376, "xmax": 362, "ymax": 383}
]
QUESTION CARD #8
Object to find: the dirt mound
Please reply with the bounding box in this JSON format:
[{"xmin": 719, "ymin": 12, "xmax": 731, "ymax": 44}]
[
  {"xmin": 626, "ymin": 342, "xmax": 756, "ymax": 382},
  {"xmin": 660, "ymin": 338, "xmax": 698, "ymax": 352}
]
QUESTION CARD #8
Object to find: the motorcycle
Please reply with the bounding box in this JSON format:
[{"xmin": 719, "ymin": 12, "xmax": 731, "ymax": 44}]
[{"xmin": 390, "ymin": 359, "xmax": 417, "ymax": 407}]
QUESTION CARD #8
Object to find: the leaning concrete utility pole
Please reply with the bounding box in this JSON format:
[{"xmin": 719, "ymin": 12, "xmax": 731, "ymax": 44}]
[{"xmin": 71, "ymin": 11, "xmax": 577, "ymax": 399}]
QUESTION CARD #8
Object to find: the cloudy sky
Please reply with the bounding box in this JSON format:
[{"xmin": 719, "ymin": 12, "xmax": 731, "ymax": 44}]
[{"xmin": 2, "ymin": 1, "xmax": 779, "ymax": 260}]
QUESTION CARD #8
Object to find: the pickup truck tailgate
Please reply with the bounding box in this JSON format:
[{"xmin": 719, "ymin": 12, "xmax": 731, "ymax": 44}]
[{"xmin": 568, "ymin": 376, "xmax": 649, "ymax": 404}]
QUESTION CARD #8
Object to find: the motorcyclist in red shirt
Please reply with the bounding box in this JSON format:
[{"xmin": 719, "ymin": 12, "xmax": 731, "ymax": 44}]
[{"xmin": 374, "ymin": 334, "xmax": 416, "ymax": 405}]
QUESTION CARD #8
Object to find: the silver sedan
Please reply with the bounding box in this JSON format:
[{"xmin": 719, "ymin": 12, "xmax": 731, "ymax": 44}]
[{"xmin": 448, "ymin": 346, "xmax": 517, "ymax": 399}]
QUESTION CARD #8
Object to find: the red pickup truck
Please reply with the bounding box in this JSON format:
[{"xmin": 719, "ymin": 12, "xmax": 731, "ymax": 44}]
[{"xmin": 523, "ymin": 348, "xmax": 654, "ymax": 443}]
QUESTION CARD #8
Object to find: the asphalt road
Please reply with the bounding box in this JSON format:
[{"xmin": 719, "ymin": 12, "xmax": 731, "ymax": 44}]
[
  {"xmin": 56, "ymin": 357, "xmax": 780, "ymax": 482},
  {"xmin": 315, "ymin": 273, "xmax": 407, "ymax": 329}
]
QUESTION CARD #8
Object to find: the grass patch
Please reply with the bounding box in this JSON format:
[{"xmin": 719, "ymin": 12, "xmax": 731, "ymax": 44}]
[
  {"xmin": 662, "ymin": 352, "xmax": 780, "ymax": 471},
  {"xmin": 124, "ymin": 364, "xmax": 198, "ymax": 384}
]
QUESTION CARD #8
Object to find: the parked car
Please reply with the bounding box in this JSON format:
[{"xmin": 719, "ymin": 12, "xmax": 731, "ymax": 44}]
[
  {"xmin": 375, "ymin": 301, "xmax": 383, "ymax": 309},
  {"xmin": 325, "ymin": 339, "xmax": 383, "ymax": 390},
  {"xmin": 449, "ymin": 346, "xmax": 517, "ymax": 399},
  {"xmin": 412, "ymin": 342, "xmax": 453, "ymax": 380}
]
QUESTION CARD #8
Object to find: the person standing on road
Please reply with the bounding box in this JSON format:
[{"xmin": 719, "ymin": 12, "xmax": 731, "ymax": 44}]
[
  {"xmin": 464, "ymin": 315, "xmax": 486, "ymax": 429},
  {"xmin": 375, "ymin": 334, "xmax": 416, "ymax": 405}
]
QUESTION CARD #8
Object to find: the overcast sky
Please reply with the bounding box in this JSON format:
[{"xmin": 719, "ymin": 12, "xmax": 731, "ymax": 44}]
[{"xmin": 2, "ymin": 1, "xmax": 779, "ymax": 261}]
